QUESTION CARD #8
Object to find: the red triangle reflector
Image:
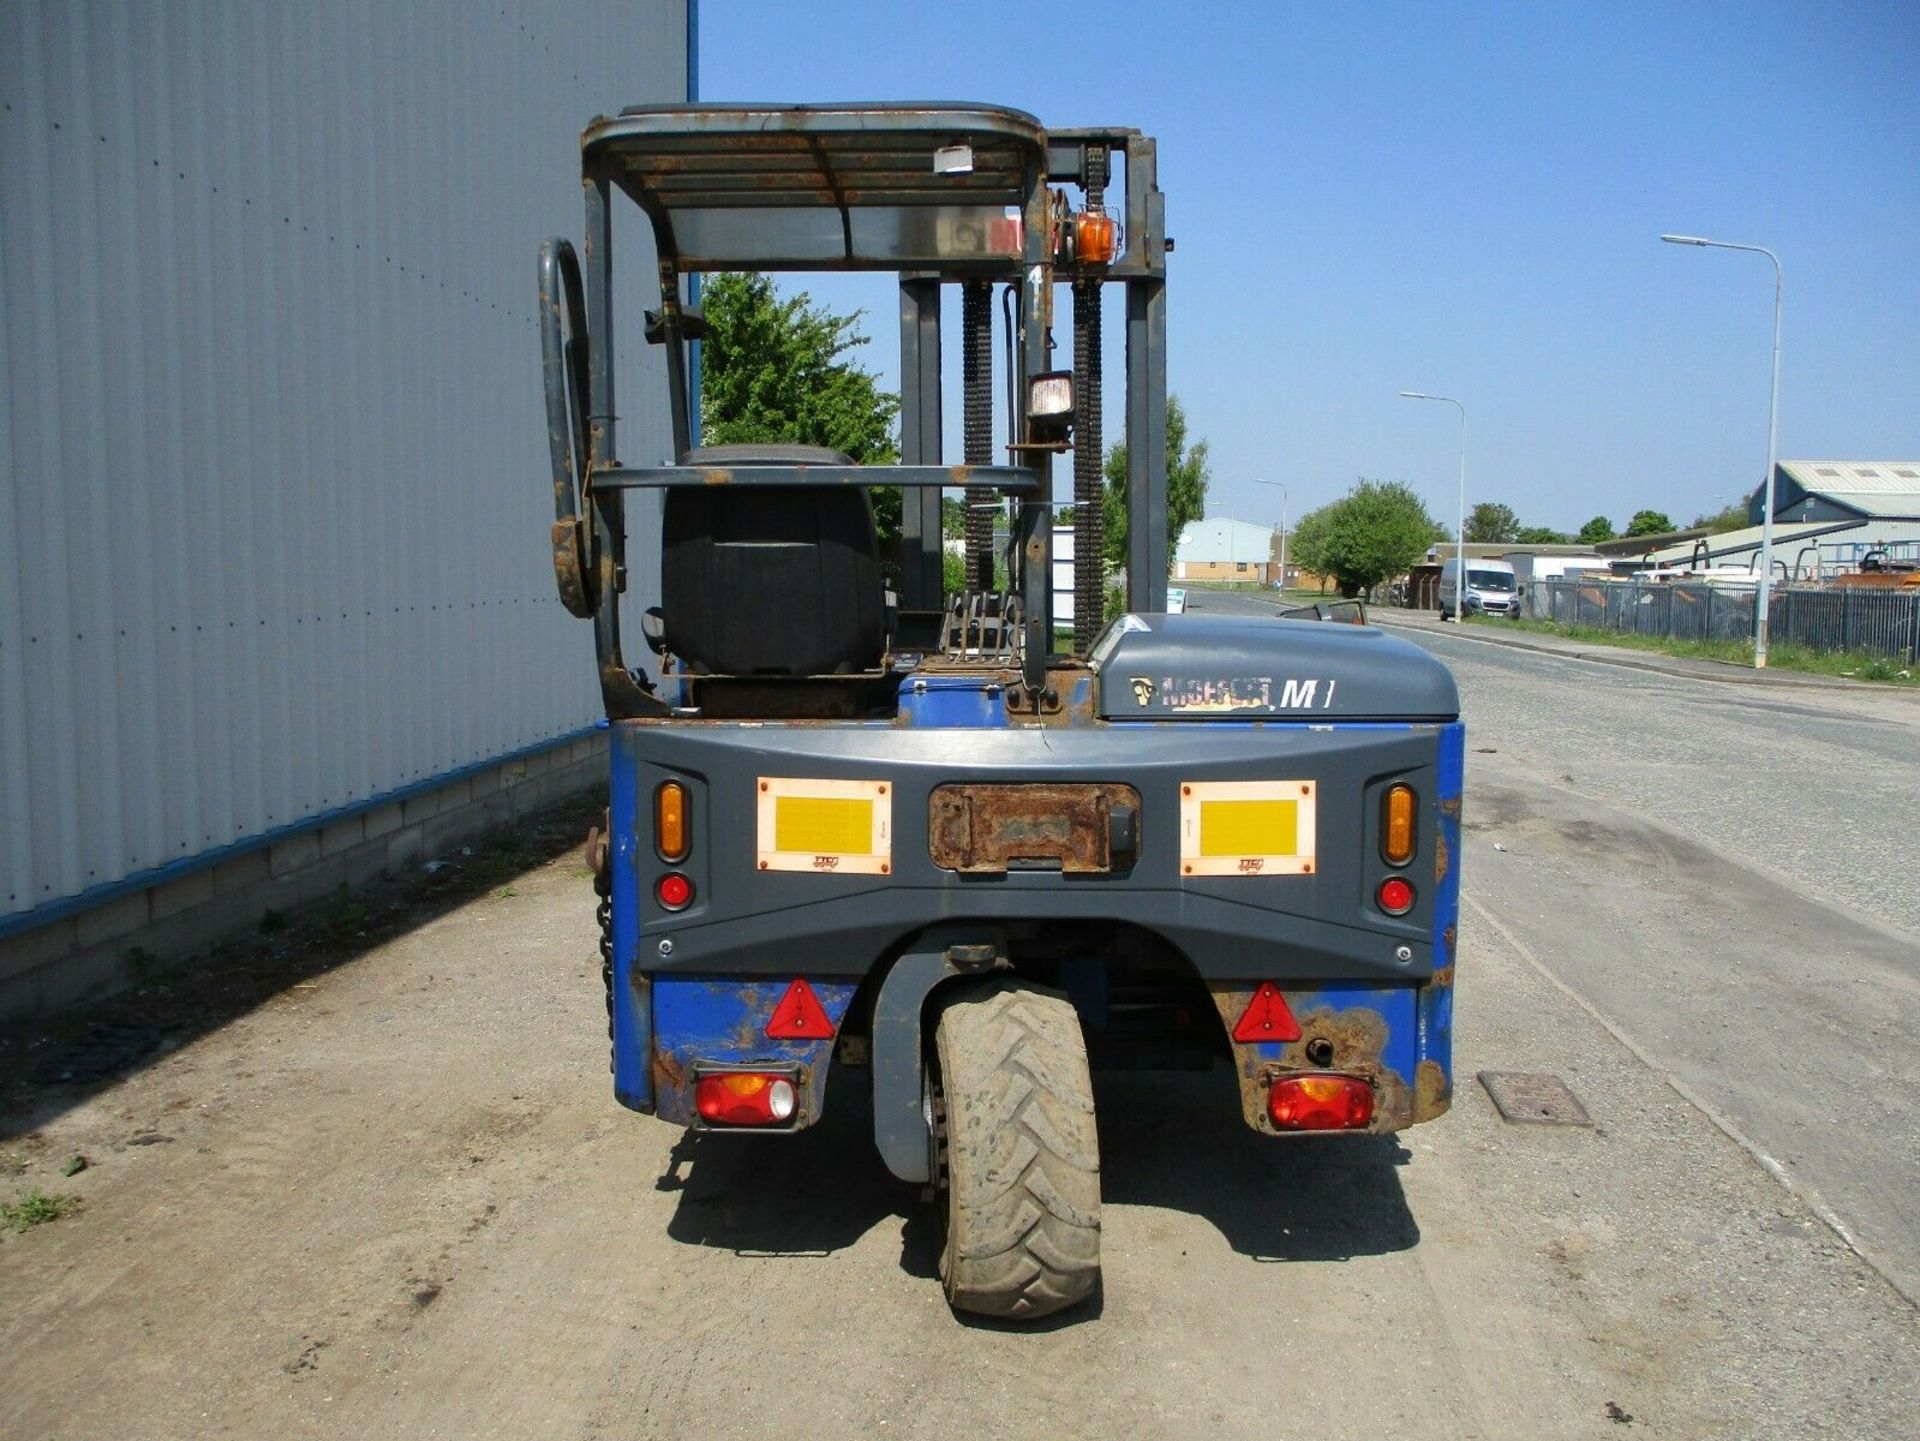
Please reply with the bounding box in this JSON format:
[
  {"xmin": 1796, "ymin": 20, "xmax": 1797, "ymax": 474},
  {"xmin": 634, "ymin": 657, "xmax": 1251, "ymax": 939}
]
[
  {"xmin": 766, "ymin": 978, "xmax": 836, "ymax": 1040},
  {"xmin": 1232, "ymin": 982, "xmax": 1302, "ymax": 1043}
]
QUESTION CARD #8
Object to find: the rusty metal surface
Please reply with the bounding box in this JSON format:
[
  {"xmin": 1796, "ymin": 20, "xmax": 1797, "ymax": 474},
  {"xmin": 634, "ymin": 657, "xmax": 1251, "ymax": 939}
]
[
  {"xmin": 1208, "ymin": 982, "xmax": 1420, "ymax": 1135},
  {"xmin": 649, "ymin": 976, "xmax": 858, "ymax": 1129},
  {"xmin": 929, "ymin": 783, "xmax": 1140, "ymax": 874},
  {"xmin": 1478, "ymin": 1071, "xmax": 1593, "ymax": 1126}
]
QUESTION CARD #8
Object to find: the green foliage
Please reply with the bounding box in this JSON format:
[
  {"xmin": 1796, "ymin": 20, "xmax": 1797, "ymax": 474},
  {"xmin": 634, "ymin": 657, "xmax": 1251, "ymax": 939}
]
[
  {"xmin": 1289, "ymin": 480, "xmax": 1445, "ymax": 598},
  {"xmin": 3, "ymin": 1189, "xmax": 76, "ymax": 1231},
  {"xmin": 1101, "ymin": 395, "xmax": 1211, "ymax": 573},
  {"xmin": 1624, "ymin": 509, "xmax": 1675, "ymax": 538},
  {"xmin": 941, "ymin": 547, "xmax": 968, "ymax": 598},
  {"xmin": 1576, "ymin": 515, "xmax": 1615, "ymax": 545},
  {"xmin": 700, "ymin": 272, "xmax": 900, "ymax": 460},
  {"xmin": 1464, "ymin": 502, "xmax": 1520, "ymax": 544},
  {"xmin": 1691, "ymin": 503, "xmax": 1749, "ymax": 534},
  {"xmin": 1515, "ymin": 525, "xmax": 1568, "ymax": 544},
  {"xmin": 699, "ymin": 272, "xmax": 902, "ymax": 566}
]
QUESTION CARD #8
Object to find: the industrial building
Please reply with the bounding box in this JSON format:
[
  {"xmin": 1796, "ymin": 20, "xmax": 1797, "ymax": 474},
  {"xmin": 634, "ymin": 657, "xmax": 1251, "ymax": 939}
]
[
  {"xmin": 1174, "ymin": 517, "xmax": 1280, "ymax": 583},
  {"xmin": 1621, "ymin": 461, "xmax": 1920, "ymax": 577},
  {"xmin": 0, "ymin": 2, "xmax": 693, "ymax": 1018}
]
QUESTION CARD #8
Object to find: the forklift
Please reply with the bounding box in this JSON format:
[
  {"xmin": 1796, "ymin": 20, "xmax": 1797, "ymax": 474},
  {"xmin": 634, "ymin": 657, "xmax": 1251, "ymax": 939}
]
[{"xmin": 539, "ymin": 103, "xmax": 1462, "ymax": 1318}]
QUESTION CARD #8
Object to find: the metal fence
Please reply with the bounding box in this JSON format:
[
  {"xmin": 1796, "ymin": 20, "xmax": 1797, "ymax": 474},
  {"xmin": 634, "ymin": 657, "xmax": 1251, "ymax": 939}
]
[{"xmin": 1538, "ymin": 580, "xmax": 1920, "ymax": 662}]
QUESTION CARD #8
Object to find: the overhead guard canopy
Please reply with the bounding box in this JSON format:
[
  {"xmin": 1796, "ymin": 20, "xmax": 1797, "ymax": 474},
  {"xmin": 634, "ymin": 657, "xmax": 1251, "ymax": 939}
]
[{"xmin": 582, "ymin": 103, "xmax": 1049, "ymax": 272}]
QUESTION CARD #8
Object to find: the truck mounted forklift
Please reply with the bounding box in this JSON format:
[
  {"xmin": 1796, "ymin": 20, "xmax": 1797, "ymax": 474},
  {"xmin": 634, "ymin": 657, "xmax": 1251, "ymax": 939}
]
[{"xmin": 538, "ymin": 102, "xmax": 1462, "ymax": 1319}]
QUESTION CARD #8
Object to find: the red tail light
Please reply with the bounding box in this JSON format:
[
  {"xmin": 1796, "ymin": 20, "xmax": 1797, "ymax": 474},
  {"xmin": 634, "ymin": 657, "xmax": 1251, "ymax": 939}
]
[
  {"xmin": 1376, "ymin": 876, "xmax": 1415, "ymax": 915},
  {"xmin": 656, "ymin": 872, "xmax": 694, "ymax": 910},
  {"xmin": 1268, "ymin": 1074, "xmax": 1375, "ymax": 1131},
  {"xmin": 695, "ymin": 1072, "xmax": 797, "ymax": 1127}
]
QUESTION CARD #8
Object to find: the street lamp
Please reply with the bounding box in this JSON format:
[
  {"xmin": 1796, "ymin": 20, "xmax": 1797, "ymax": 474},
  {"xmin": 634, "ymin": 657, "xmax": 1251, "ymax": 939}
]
[
  {"xmin": 1400, "ymin": 392, "xmax": 1466, "ymax": 620},
  {"xmin": 1254, "ymin": 478, "xmax": 1288, "ymax": 592},
  {"xmin": 1661, "ymin": 233, "xmax": 1784, "ymax": 668}
]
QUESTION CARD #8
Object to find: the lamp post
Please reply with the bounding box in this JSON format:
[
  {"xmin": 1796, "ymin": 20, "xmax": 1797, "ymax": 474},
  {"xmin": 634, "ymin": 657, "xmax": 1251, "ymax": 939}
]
[
  {"xmin": 1660, "ymin": 233, "xmax": 1784, "ymax": 668},
  {"xmin": 1254, "ymin": 478, "xmax": 1288, "ymax": 592},
  {"xmin": 1400, "ymin": 392, "xmax": 1466, "ymax": 619}
]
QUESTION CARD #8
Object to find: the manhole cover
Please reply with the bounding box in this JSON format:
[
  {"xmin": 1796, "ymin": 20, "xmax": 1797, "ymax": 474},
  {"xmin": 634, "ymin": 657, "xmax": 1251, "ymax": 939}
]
[{"xmin": 1478, "ymin": 1071, "xmax": 1592, "ymax": 1126}]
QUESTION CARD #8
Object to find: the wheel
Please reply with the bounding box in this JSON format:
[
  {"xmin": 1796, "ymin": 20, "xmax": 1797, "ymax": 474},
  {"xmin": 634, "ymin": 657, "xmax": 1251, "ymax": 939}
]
[{"xmin": 931, "ymin": 979, "xmax": 1101, "ymax": 1318}]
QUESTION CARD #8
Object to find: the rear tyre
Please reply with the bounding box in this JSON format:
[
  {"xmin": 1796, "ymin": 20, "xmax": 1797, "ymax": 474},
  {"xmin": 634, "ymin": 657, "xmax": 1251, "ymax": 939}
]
[{"xmin": 932, "ymin": 979, "xmax": 1100, "ymax": 1319}]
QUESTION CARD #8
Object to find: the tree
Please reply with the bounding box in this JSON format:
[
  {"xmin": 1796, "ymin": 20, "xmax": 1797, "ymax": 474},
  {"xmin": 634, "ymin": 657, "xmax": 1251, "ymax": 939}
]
[
  {"xmin": 1464, "ymin": 502, "xmax": 1519, "ymax": 544},
  {"xmin": 1691, "ymin": 502, "xmax": 1748, "ymax": 534},
  {"xmin": 1577, "ymin": 515, "xmax": 1614, "ymax": 545},
  {"xmin": 699, "ymin": 271, "xmax": 903, "ymax": 560},
  {"xmin": 1288, "ymin": 479, "xmax": 1445, "ymax": 598},
  {"xmin": 1101, "ymin": 395, "xmax": 1211, "ymax": 572},
  {"xmin": 1624, "ymin": 509, "xmax": 1675, "ymax": 538},
  {"xmin": 1515, "ymin": 525, "xmax": 1568, "ymax": 544}
]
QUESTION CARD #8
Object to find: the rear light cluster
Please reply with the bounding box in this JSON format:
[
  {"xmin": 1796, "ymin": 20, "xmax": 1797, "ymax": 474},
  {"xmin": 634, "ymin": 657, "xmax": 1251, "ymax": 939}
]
[
  {"xmin": 695, "ymin": 1072, "xmax": 797, "ymax": 1127},
  {"xmin": 1377, "ymin": 782, "xmax": 1418, "ymax": 915},
  {"xmin": 655, "ymin": 780, "xmax": 694, "ymax": 909},
  {"xmin": 1268, "ymin": 1074, "xmax": 1375, "ymax": 1131}
]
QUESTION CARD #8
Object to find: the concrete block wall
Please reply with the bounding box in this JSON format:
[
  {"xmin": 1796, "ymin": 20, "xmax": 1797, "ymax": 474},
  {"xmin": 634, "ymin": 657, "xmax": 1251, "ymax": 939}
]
[{"xmin": 0, "ymin": 734, "xmax": 607, "ymax": 1024}]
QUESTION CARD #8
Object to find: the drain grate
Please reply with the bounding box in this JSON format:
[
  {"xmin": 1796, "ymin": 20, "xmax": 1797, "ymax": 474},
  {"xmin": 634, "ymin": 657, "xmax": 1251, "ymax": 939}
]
[
  {"xmin": 1478, "ymin": 1071, "xmax": 1592, "ymax": 1126},
  {"xmin": 30, "ymin": 1024, "xmax": 166, "ymax": 1085}
]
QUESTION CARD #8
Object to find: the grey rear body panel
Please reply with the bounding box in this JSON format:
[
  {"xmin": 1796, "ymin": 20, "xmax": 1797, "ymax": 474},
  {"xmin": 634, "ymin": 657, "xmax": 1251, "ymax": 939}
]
[
  {"xmin": 1092, "ymin": 613, "xmax": 1459, "ymax": 721},
  {"xmin": 618, "ymin": 714, "xmax": 1445, "ymax": 984}
]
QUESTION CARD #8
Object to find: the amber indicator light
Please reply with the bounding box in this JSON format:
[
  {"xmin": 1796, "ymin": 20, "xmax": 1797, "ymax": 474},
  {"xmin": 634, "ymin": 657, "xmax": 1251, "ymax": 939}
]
[
  {"xmin": 1381, "ymin": 783, "xmax": 1416, "ymax": 867},
  {"xmin": 656, "ymin": 781, "xmax": 689, "ymax": 862}
]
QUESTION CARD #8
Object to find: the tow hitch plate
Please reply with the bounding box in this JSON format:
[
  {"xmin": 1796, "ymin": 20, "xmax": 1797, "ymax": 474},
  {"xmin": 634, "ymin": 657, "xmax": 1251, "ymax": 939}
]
[{"xmin": 930, "ymin": 783, "xmax": 1140, "ymax": 874}]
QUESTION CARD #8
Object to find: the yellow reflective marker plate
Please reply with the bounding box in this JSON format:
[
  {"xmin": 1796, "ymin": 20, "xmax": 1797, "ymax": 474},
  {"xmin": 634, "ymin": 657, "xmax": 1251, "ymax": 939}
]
[
  {"xmin": 1179, "ymin": 781, "xmax": 1317, "ymax": 877},
  {"xmin": 756, "ymin": 777, "xmax": 892, "ymax": 875}
]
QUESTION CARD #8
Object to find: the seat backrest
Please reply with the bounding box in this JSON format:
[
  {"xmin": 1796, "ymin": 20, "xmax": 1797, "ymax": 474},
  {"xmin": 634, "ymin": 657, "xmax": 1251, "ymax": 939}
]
[{"xmin": 660, "ymin": 445, "xmax": 885, "ymax": 675}]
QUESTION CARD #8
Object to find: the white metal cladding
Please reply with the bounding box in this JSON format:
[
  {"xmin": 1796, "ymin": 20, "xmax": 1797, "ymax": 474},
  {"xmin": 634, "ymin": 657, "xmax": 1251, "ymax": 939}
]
[{"xmin": 0, "ymin": 1, "xmax": 687, "ymax": 922}]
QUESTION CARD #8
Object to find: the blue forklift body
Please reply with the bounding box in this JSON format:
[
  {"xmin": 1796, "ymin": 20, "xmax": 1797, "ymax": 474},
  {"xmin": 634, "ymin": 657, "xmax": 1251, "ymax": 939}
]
[{"xmin": 543, "ymin": 102, "xmax": 1464, "ymax": 1317}]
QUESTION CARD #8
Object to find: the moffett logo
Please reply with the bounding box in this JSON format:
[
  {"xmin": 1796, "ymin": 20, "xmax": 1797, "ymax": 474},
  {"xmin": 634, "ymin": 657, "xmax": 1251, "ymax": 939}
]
[{"xmin": 1130, "ymin": 677, "xmax": 1154, "ymax": 705}]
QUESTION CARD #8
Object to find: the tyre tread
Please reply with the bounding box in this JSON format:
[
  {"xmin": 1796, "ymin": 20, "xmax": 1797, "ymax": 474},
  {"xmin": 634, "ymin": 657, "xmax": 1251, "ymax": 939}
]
[{"xmin": 934, "ymin": 979, "xmax": 1101, "ymax": 1318}]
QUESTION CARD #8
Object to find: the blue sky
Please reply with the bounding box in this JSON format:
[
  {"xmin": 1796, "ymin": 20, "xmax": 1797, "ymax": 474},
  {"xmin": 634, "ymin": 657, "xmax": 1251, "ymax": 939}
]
[{"xmin": 698, "ymin": 1, "xmax": 1919, "ymax": 535}]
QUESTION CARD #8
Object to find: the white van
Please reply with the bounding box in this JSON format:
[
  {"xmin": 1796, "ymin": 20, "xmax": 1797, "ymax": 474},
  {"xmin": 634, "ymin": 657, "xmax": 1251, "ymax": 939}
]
[{"xmin": 1438, "ymin": 556, "xmax": 1519, "ymax": 619}]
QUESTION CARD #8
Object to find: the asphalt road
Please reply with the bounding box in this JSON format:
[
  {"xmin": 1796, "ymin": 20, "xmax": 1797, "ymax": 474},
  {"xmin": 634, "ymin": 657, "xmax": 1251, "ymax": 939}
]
[{"xmin": 3, "ymin": 606, "xmax": 1918, "ymax": 1439}]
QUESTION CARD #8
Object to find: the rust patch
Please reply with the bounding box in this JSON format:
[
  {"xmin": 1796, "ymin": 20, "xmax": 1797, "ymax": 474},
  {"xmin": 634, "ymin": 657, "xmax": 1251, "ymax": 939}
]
[
  {"xmin": 929, "ymin": 782, "xmax": 1138, "ymax": 873},
  {"xmin": 1441, "ymin": 795, "xmax": 1462, "ymax": 819},
  {"xmin": 551, "ymin": 519, "xmax": 591, "ymax": 617},
  {"xmin": 1430, "ymin": 965, "xmax": 1454, "ymax": 989},
  {"xmin": 1413, "ymin": 1058, "xmax": 1452, "ymax": 1121},
  {"xmin": 1209, "ymin": 986, "xmax": 1417, "ymax": 1134},
  {"xmin": 1442, "ymin": 924, "xmax": 1457, "ymax": 962},
  {"xmin": 1282, "ymin": 1005, "xmax": 1389, "ymax": 1071},
  {"xmin": 725, "ymin": 984, "xmax": 781, "ymax": 1053},
  {"xmin": 1434, "ymin": 824, "xmax": 1450, "ymax": 884},
  {"xmin": 652, "ymin": 1046, "xmax": 688, "ymax": 1096}
]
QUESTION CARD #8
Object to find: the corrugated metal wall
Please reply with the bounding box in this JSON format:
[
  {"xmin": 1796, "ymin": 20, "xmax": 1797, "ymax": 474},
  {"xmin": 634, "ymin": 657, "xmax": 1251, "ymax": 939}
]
[{"xmin": 0, "ymin": 1, "xmax": 687, "ymax": 925}]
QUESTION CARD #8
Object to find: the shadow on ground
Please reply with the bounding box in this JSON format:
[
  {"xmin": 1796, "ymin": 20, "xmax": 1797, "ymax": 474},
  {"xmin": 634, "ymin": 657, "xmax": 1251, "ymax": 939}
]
[
  {"xmin": 0, "ymin": 788, "xmax": 608, "ymax": 1141},
  {"xmin": 659, "ymin": 1059, "xmax": 1420, "ymax": 1287}
]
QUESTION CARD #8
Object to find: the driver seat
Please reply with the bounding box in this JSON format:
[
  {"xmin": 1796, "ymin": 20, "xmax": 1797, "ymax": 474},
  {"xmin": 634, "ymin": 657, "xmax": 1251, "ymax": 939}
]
[{"xmin": 660, "ymin": 444, "xmax": 886, "ymax": 675}]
